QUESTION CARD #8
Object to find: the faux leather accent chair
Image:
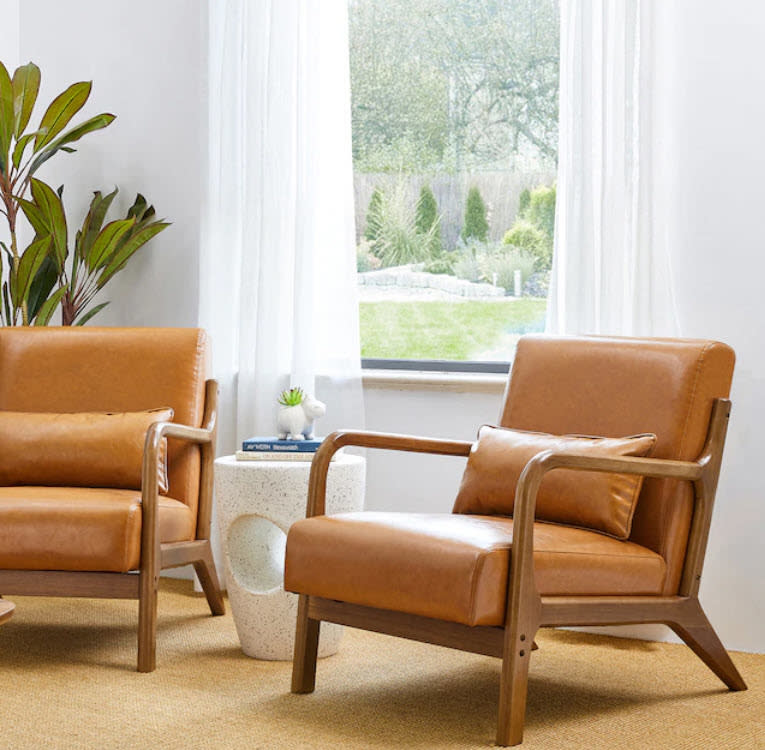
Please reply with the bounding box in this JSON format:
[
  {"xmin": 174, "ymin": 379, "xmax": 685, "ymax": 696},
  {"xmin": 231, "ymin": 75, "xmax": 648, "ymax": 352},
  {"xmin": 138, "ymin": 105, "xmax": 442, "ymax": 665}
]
[
  {"xmin": 285, "ymin": 335, "xmax": 747, "ymax": 746},
  {"xmin": 0, "ymin": 327, "xmax": 224, "ymax": 672}
]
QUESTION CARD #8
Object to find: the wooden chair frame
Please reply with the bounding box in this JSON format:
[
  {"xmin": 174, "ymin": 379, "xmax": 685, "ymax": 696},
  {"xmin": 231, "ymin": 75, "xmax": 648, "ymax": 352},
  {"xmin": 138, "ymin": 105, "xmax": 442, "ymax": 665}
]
[
  {"xmin": 0, "ymin": 379, "xmax": 225, "ymax": 673},
  {"xmin": 291, "ymin": 398, "xmax": 747, "ymax": 746}
]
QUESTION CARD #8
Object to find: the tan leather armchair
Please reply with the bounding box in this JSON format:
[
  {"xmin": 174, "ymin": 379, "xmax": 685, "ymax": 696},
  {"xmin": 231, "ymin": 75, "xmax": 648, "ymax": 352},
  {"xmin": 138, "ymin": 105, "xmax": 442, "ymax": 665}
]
[
  {"xmin": 0, "ymin": 327, "xmax": 224, "ymax": 672},
  {"xmin": 285, "ymin": 335, "xmax": 747, "ymax": 746}
]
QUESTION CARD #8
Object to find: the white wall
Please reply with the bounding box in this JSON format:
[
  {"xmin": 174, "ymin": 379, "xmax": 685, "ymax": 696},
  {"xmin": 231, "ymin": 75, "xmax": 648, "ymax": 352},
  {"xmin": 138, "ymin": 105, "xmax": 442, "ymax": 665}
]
[
  {"xmin": 0, "ymin": 0, "xmax": 20, "ymax": 69},
  {"xmin": 17, "ymin": 0, "xmax": 206, "ymax": 327}
]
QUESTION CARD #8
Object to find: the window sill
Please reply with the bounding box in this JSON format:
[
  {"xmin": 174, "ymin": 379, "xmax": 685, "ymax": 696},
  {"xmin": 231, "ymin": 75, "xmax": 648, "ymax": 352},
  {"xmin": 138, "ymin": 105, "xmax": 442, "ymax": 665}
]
[{"xmin": 362, "ymin": 369, "xmax": 507, "ymax": 394}]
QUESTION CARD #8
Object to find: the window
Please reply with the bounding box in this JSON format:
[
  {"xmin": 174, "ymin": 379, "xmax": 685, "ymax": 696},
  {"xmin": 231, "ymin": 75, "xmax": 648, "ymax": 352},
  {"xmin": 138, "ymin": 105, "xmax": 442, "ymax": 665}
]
[{"xmin": 349, "ymin": 0, "xmax": 559, "ymax": 372}]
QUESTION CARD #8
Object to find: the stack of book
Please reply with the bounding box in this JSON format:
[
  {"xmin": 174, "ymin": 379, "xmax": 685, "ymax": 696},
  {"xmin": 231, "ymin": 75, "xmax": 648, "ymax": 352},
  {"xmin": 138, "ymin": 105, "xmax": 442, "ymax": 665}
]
[{"xmin": 236, "ymin": 436, "xmax": 325, "ymax": 461}]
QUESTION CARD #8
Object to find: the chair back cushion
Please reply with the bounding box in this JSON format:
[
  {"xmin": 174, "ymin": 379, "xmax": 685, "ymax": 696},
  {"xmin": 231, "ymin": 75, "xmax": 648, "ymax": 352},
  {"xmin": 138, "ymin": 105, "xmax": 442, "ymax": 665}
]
[
  {"xmin": 0, "ymin": 408, "xmax": 173, "ymax": 492},
  {"xmin": 495, "ymin": 335, "xmax": 735, "ymax": 594},
  {"xmin": 453, "ymin": 426, "xmax": 656, "ymax": 539},
  {"xmin": 0, "ymin": 327, "xmax": 208, "ymax": 514}
]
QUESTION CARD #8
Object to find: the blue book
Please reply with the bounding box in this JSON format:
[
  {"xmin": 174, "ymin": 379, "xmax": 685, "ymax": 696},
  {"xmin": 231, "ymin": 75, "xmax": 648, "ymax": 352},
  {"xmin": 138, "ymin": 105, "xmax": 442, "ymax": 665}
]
[{"xmin": 241, "ymin": 436, "xmax": 324, "ymax": 453}]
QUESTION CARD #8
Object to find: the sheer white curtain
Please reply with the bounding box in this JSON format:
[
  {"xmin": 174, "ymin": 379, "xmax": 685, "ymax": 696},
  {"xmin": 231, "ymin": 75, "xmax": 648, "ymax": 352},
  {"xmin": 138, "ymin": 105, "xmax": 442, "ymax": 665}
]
[
  {"xmin": 202, "ymin": 0, "xmax": 363, "ymax": 452},
  {"xmin": 547, "ymin": 0, "xmax": 680, "ymax": 336}
]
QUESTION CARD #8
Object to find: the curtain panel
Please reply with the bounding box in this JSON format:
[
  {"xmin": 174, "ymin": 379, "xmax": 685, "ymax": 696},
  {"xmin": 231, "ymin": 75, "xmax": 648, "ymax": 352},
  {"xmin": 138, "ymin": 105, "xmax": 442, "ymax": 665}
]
[
  {"xmin": 548, "ymin": 0, "xmax": 680, "ymax": 336},
  {"xmin": 202, "ymin": 0, "xmax": 363, "ymax": 452}
]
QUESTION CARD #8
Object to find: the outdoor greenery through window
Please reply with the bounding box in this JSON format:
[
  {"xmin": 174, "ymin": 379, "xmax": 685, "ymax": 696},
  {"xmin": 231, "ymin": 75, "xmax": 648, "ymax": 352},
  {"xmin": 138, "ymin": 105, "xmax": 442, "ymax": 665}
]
[{"xmin": 349, "ymin": 0, "xmax": 559, "ymax": 370}]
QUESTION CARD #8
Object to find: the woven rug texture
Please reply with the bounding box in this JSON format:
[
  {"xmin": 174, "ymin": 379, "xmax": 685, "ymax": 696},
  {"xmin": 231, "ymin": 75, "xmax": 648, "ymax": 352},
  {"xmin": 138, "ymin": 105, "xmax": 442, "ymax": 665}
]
[{"xmin": 0, "ymin": 580, "xmax": 762, "ymax": 749}]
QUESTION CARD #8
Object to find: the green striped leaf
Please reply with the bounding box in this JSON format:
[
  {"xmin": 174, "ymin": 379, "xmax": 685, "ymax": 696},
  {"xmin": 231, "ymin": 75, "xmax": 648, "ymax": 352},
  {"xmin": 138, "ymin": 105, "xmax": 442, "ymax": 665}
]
[
  {"xmin": 29, "ymin": 178, "xmax": 68, "ymax": 269},
  {"xmin": 11, "ymin": 62, "xmax": 40, "ymax": 137},
  {"xmin": 32, "ymin": 285, "xmax": 67, "ymax": 326},
  {"xmin": 28, "ymin": 112, "xmax": 114, "ymax": 176},
  {"xmin": 74, "ymin": 301, "xmax": 109, "ymax": 326},
  {"xmin": 86, "ymin": 218, "xmax": 135, "ymax": 272},
  {"xmin": 0, "ymin": 62, "xmax": 14, "ymax": 172},
  {"xmin": 12, "ymin": 236, "xmax": 51, "ymax": 308},
  {"xmin": 34, "ymin": 81, "xmax": 91, "ymax": 151},
  {"xmin": 97, "ymin": 222, "xmax": 169, "ymax": 287}
]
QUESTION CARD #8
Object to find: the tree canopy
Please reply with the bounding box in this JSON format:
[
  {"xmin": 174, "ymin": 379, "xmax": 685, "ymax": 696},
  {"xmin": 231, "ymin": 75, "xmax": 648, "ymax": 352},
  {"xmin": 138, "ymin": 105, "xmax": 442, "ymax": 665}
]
[{"xmin": 349, "ymin": 0, "xmax": 559, "ymax": 174}]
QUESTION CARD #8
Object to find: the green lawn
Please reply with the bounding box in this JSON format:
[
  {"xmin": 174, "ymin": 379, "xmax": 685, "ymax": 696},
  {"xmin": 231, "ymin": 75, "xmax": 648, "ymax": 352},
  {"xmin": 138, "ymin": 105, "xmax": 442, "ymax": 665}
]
[{"xmin": 360, "ymin": 298, "xmax": 547, "ymax": 360}]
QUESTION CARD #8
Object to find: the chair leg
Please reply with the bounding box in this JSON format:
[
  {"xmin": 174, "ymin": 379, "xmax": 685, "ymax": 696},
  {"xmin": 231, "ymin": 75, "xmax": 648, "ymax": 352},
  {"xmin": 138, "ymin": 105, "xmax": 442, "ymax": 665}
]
[
  {"xmin": 668, "ymin": 598, "xmax": 747, "ymax": 691},
  {"xmin": 496, "ymin": 624, "xmax": 539, "ymax": 747},
  {"xmin": 193, "ymin": 543, "xmax": 225, "ymax": 616},
  {"xmin": 291, "ymin": 594, "xmax": 320, "ymax": 693},
  {"xmin": 137, "ymin": 568, "xmax": 158, "ymax": 673}
]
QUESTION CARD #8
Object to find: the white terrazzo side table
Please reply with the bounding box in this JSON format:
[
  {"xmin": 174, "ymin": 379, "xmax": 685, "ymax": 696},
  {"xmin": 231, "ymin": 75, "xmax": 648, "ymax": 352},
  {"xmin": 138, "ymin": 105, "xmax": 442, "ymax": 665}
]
[{"xmin": 214, "ymin": 452, "xmax": 365, "ymax": 660}]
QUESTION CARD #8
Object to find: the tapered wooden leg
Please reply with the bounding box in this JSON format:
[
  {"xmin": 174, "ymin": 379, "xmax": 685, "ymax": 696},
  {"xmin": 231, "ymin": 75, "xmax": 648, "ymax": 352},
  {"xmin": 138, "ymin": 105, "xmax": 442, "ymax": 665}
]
[
  {"xmin": 291, "ymin": 594, "xmax": 320, "ymax": 693},
  {"xmin": 497, "ymin": 618, "xmax": 540, "ymax": 746},
  {"xmin": 193, "ymin": 544, "xmax": 225, "ymax": 616},
  {"xmin": 138, "ymin": 568, "xmax": 158, "ymax": 673},
  {"xmin": 668, "ymin": 599, "xmax": 747, "ymax": 691}
]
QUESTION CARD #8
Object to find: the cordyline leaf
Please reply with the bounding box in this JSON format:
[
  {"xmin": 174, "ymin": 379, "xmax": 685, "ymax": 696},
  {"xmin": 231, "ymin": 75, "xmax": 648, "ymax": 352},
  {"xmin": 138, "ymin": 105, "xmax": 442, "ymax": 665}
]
[
  {"xmin": 74, "ymin": 301, "xmax": 109, "ymax": 326},
  {"xmin": 97, "ymin": 221, "xmax": 169, "ymax": 288},
  {"xmin": 18, "ymin": 197, "xmax": 49, "ymax": 238},
  {"xmin": 11, "ymin": 130, "xmax": 43, "ymax": 170},
  {"xmin": 127, "ymin": 194, "xmax": 148, "ymax": 221},
  {"xmin": 0, "ymin": 62, "xmax": 14, "ymax": 173},
  {"xmin": 2, "ymin": 282, "xmax": 10, "ymax": 325},
  {"xmin": 11, "ymin": 62, "xmax": 40, "ymax": 137},
  {"xmin": 29, "ymin": 178, "xmax": 68, "ymax": 269},
  {"xmin": 27, "ymin": 112, "xmax": 115, "ymax": 177},
  {"xmin": 34, "ymin": 80, "xmax": 91, "ymax": 151},
  {"xmin": 86, "ymin": 218, "xmax": 134, "ymax": 272},
  {"xmin": 12, "ymin": 235, "xmax": 51, "ymax": 308},
  {"xmin": 77, "ymin": 188, "xmax": 118, "ymax": 262},
  {"xmin": 27, "ymin": 255, "xmax": 59, "ymax": 321},
  {"xmin": 32, "ymin": 284, "xmax": 67, "ymax": 326}
]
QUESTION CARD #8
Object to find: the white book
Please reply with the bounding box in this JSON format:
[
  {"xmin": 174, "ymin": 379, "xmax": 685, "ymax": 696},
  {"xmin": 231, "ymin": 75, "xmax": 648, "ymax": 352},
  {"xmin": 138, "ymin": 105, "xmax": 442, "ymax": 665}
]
[{"xmin": 235, "ymin": 450, "xmax": 338, "ymax": 462}]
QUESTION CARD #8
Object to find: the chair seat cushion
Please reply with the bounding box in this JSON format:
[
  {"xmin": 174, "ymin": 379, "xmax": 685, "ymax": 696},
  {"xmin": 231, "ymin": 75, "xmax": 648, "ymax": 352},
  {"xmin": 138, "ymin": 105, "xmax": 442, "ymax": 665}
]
[
  {"xmin": 285, "ymin": 512, "xmax": 667, "ymax": 627},
  {"xmin": 0, "ymin": 487, "xmax": 195, "ymax": 572}
]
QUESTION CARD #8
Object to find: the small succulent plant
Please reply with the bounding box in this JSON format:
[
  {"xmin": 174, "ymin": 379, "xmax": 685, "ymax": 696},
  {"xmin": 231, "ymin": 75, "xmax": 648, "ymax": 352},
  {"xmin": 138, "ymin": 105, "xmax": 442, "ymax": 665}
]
[{"xmin": 278, "ymin": 387, "xmax": 305, "ymax": 407}]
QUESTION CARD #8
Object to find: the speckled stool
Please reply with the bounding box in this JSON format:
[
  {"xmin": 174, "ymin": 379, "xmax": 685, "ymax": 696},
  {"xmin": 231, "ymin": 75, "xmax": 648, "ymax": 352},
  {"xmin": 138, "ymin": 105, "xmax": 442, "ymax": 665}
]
[{"xmin": 214, "ymin": 453, "xmax": 365, "ymax": 660}]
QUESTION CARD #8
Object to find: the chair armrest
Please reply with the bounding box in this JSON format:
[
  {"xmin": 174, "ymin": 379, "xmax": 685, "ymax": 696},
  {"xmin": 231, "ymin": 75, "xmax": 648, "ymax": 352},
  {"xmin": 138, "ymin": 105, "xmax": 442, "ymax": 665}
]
[
  {"xmin": 141, "ymin": 421, "xmax": 215, "ymax": 500},
  {"xmin": 306, "ymin": 430, "xmax": 473, "ymax": 517},
  {"xmin": 507, "ymin": 449, "xmax": 706, "ymax": 610}
]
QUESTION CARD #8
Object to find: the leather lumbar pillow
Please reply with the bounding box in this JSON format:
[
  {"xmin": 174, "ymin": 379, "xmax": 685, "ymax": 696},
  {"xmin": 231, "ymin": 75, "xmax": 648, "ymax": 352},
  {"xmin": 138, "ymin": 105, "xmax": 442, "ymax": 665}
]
[
  {"xmin": 453, "ymin": 426, "xmax": 657, "ymax": 539},
  {"xmin": 0, "ymin": 408, "xmax": 174, "ymax": 493}
]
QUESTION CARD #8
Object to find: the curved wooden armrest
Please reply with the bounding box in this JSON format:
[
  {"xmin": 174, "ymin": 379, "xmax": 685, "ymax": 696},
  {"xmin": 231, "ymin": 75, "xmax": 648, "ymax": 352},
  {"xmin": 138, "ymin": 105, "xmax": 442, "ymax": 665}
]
[
  {"xmin": 306, "ymin": 430, "xmax": 473, "ymax": 517},
  {"xmin": 140, "ymin": 380, "xmax": 218, "ymax": 552}
]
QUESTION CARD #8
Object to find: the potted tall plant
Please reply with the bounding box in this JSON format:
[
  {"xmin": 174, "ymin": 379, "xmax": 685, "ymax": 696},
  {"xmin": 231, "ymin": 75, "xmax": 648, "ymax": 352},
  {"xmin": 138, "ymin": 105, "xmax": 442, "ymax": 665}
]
[{"xmin": 0, "ymin": 61, "xmax": 168, "ymax": 325}]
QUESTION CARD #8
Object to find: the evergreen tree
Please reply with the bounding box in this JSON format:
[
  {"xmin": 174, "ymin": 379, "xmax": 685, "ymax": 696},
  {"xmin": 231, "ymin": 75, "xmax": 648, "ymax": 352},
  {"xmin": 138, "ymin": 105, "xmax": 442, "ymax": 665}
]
[
  {"xmin": 518, "ymin": 188, "xmax": 531, "ymax": 215},
  {"xmin": 460, "ymin": 186, "xmax": 489, "ymax": 243},
  {"xmin": 415, "ymin": 184, "xmax": 442, "ymax": 256}
]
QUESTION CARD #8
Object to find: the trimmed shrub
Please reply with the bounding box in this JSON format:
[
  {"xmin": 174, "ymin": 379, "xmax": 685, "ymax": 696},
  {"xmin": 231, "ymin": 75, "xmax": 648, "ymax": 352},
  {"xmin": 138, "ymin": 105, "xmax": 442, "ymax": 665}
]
[
  {"xmin": 524, "ymin": 183, "xmax": 556, "ymax": 241},
  {"xmin": 423, "ymin": 255, "xmax": 455, "ymax": 275},
  {"xmin": 460, "ymin": 186, "xmax": 489, "ymax": 243},
  {"xmin": 502, "ymin": 219, "xmax": 548, "ymax": 269}
]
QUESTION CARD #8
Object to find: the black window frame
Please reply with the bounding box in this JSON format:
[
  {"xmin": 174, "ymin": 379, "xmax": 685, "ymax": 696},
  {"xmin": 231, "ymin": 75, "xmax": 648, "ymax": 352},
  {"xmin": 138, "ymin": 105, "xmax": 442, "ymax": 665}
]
[{"xmin": 362, "ymin": 357, "xmax": 510, "ymax": 374}]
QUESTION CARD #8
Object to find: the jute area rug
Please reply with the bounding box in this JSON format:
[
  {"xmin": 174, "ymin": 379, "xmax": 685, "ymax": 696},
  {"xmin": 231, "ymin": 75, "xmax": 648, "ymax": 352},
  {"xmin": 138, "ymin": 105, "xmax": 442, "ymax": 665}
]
[{"xmin": 0, "ymin": 580, "xmax": 762, "ymax": 750}]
